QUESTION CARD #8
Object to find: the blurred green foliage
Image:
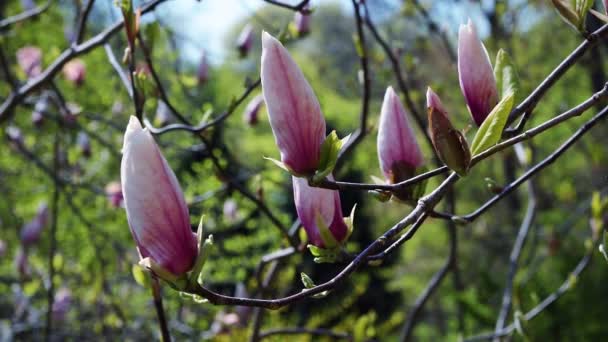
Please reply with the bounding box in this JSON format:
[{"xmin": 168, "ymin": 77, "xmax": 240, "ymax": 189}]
[{"xmin": 0, "ymin": 0, "xmax": 607, "ymax": 341}]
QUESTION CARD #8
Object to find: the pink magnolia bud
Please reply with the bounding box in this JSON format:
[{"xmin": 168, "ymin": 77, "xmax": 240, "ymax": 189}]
[
  {"xmin": 20, "ymin": 203, "xmax": 49, "ymax": 247},
  {"xmin": 105, "ymin": 181, "xmax": 123, "ymax": 208},
  {"xmin": 155, "ymin": 100, "xmax": 173, "ymax": 126},
  {"xmin": 121, "ymin": 116, "xmax": 197, "ymax": 276},
  {"xmin": 236, "ymin": 24, "xmax": 254, "ymax": 57},
  {"xmin": 6, "ymin": 126, "xmax": 23, "ymax": 146},
  {"xmin": 427, "ymin": 87, "xmax": 471, "ymax": 176},
  {"xmin": 77, "ymin": 131, "xmax": 91, "ymax": 158},
  {"xmin": 15, "ymin": 248, "xmax": 29, "ymax": 277},
  {"xmin": 62, "ymin": 59, "xmax": 86, "ymax": 86},
  {"xmin": 0, "ymin": 240, "xmax": 6, "ymax": 258},
  {"xmin": 52, "ymin": 288, "xmax": 72, "ymax": 321},
  {"xmin": 16, "ymin": 46, "xmax": 42, "ymax": 78},
  {"xmin": 32, "ymin": 96, "xmax": 49, "ymax": 127},
  {"xmin": 198, "ymin": 51, "xmax": 209, "ymax": 85},
  {"xmin": 223, "ymin": 199, "xmax": 238, "ymax": 222},
  {"xmin": 261, "ymin": 32, "xmax": 326, "ymax": 175},
  {"xmin": 242, "ymin": 95, "xmax": 264, "ymax": 126},
  {"xmin": 292, "ymin": 176, "xmax": 348, "ymax": 248},
  {"xmin": 605, "ymin": 0, "xmax": 608, "ymax": 14},
  {"xmin": 21, "ymin": 0, "xmax": 35, "ymax": 10},
  {"xmin": 294, "ymin": 9, "xmax": 311, "ymax": 35},
  {"xmin": 377, "ymin": 86, "xmax": 424, "ymax": 185},
  {"xmin": 458, "ymin": 19, "xmax": 498, "ymax": 126}
]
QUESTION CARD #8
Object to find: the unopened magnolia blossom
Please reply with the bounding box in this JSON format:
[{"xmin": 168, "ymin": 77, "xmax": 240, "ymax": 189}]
[
  {"xmin": 294, "ymin": 8, "xmax": 311, "ymax": 35},
  {"xmin": 198, "ymin": 51, "xmax": 209, "ymax": 84},
  {"xmin": 121, "ymin": 117, "xmax": 197, "ymax": 276},
  {"xmin": 243, "ymin": 94, "xmax": 264, "ymax": 126},
  {"xmin": 62, "ymin": 59, "xmax": 86, "ymax": 86},
  {"xmin": 105, "ymin": 181, "xmax": 123, "ymax": 208},
  {"xmin": 458, "ymin": 19, "xmax": 498, "ymax": 126},
  {"xmin": 20, "ymin": 203, "xmax": 49, "ymax": 247},
  {"xmin": 292, "ymin": 176, "xmax": 348, "ymax": 248},
  {"xmin": 377, "ymin": 86, "xmax": 424, "ymax": 185},
  {"xmin": 261, "ymin": 32, "xmax": 326, "ymax": 175},
  {"xmin": 52, "ymin": 288, "xmax": 72, "ymax": 321},
  {"xmin": 427, "ymin": 87, "xmax": 471, "ymax": 176},
  {"xmin": 16, "ymin": 46, "xmax": 42, "ymax": 78},
  {"xmin": 236, "ymin": 24, "xmax": 254, "ymax": 57}
]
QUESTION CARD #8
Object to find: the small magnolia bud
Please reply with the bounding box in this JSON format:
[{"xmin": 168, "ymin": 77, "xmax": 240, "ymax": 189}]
[
  {"xmin": 63, "ymin": 59, "xmax": 86, "ymax": 86},
  {"xmin": 155, "ymin": 100, "xmax": 173, "ymax": 126},
  {"xmin": 377, "ymin": 86, "xmax": 424, "ymax": 201},
  {"xmin": 15, "ymin": 248, "xmax": 29, "ymax": 277},
  {"xmin": 63, "ymin": 102, "xmax": 82, "ymax": 124},
  {"xmin": 242, "ymin": 95, "xmax": 264, "ymax": 126},
  {"xmin": 261, "ymin": 32, "xmax": 326, "ymax": 175},
  {"xmin": 20, "ymin": 203, "xmax": 49, "ymax": 247},
  {"xmin": 77, "ymin": 131, "xmax": 91, "ymax": 158},
  {"xmin": 121, "ymin": 117, "xmax": 198, "ymax": 276},
  {"xmin": 105, "ymin": 181, "xmax": 123, "ymax": 208},
  {"xmin": 458, "ymin": 19, "xmax": 498, "ymax": 126},
  {"xmin": 292, "ymin": 176, "xmax": 348, "ymax": 248},
  {"xmin": 223, "ymin": 199, "xmax": 238, "ymax": 223},
  {"xmin": 52, "ymin": 288, "xmax": 72, "ymax": 321},
  {"xmin": 16, "ymin": 46, "xmax": 42, "ymax": 79},
  {"xmin": 427, "ymin": 87, "xmax": 471, "ymax": 176},
  {"xmin": 0, "ymin": 240, "xmax": 6, "ymax": 258},
  {"xmin": 6, "ymin": 126, "xmax": 24, "ymax": 145},
  {"xmin": 236, "ymin": 24, "xmax": 254, "ymax": 57},
  {"xmin": 32, "ymin": 96, "xmax": 49, "ymax": 127},
  {"xmin": 294, "ymin": 8, "xmax": 311, "ymax": 35},
  {"xmin": 198, "ymin": 51, "xmax": 209, "ymax": 85}
]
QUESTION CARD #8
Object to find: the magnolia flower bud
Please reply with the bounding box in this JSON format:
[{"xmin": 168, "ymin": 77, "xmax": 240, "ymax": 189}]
[
  {"xmin": 292, "ymin": 176, "xmax": 348, "ymax": 248},
  {"xmin": 121, "ymin": 116, "xmax": 197, "ymax": 276},
  {"xmin": 458, "ymin": 19, "xmax": 498, "ymax": 126},
  {"xmin": 155, "ymin": 100, "xmax": 173, "ymax": 126},
  {"xmin": 52, "ymin": 288, "xmax": 72, "ymax": 321},
  {"xmin": 62, "ymin": 59, "xmax": 86, "ymax": 86},
  {"xmin": 236, "ymin": 24, "xmax": 254, "ymax": 57},
  {"xmin": 105, "ymin": 181, "xmax": 124, "ymax": 208},
  {"xmin": 427, "ymin": 88, "xmax": 471, "ymax": 176},
  {"xmin": 377, "ymin": 87, "xmax": 424, "ymax": 183},
  {"xmin": 243, "ymin": 95, "xmax": 264, "ymax": 126},
  {"xmin": 0, "ymin": 240, "xmax": 6, "ymax": 258},
  {"xmin": 20, "ymin": 203, "xmax": 49, "ymax": 247},
  {"xmin": 294, "ymin": 8, "xmax": 311, "ymax": 35},
  {"xmin": 32, "ymin": 96, "xmax": 49, "ymax": 127},
  {"xmin": 261, "ymin": 32, "xmax": 326, "ymax": 175},
  {"xmin": 223, "ymin": 199, "xmax": 238, "ymax": 223},
  {"xmin": 6, "ymin": 126, "xmax": 23, "ymax": 146},
  {"xmin": 198, "ymin": 51, "xmax": 209, "ymax": 85},
  {"xmin": 77, "ymin": 131, "xmax": 91, "ymax": 158},
  {"xmin": 16, "ymin": 46, "xmax": 42, "ymax": 78},
  {"xmin": 15, "ymin": 248, "xmax": 29, "ymax": 277}
]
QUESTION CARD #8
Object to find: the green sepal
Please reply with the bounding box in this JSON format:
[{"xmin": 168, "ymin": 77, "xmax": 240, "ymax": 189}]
[
  {"xmin": 138, "ymin": 257, "xmax": 188, "ymax": 291},
  {"xmin": 316, "ymin": 211, "xmax": 339, "ymax": 249},
  {"xmin": 188, "ymin": 216, "xmax": 214, "ymax": 287},
  {"xmin": 312, "ymin": 131, "xmax": 351, "ymax": 183},
  {"xmin": 300, "ymin": 272, "xmax": 315, "ymax": 289},
  {"xmin": 343, "ymin": 204, "xmax": 357, "ymax": 242},
  {"xmin": 470, "ymin": 92, "xmax": 514, "ymax": 156},
  {"xmin": 307, "ymin": 244, "xmax": 343, "ymax": 264},
  {"xmin": 131, "ymin": 264, "xmax": 150, "ymax": 288}
]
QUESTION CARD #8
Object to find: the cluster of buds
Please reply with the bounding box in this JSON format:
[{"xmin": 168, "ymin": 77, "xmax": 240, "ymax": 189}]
[{"xmin": 261, "ymin": 32, "xmax": 353, "ymax": 254}]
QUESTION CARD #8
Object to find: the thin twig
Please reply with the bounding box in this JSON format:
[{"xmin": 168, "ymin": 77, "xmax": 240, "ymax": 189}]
[{"xmin": 0, "ymin": 0, "xmax": 52, "ymax": 30}]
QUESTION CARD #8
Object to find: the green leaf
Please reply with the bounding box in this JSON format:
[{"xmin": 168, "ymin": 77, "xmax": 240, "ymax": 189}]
[
  {"xmin": 313, "ymin": 131, "xmax": 349, "ymax": 183},
  {"xmin": 551, "ymin": 0, "xmax": 593, "ymax": 31},
  {"xmin": 144, "ymin": 22, "xmax": 161, "ymax": 51},
  {"xmin": 263, "ymin": 156, "xmax": 293, "ymax": 174},
  {"xmin": 590, "ymin": 8, "xmax": 608, "ymax": 24},
  {"xmin": 470, "ymin": 92, "xmax": 514, "ymax": 155},
  {"xmin": 494, "ymin": 49, "xmax": 520, "ymax": 102},
  {"xmin": 300, "ymin": 272, "xmax": 315, "ymax": 289}
]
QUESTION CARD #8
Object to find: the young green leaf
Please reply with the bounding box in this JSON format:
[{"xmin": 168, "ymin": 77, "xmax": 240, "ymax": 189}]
[
  {"xmin": 470, "ymin": 92, "xmax": 514, "ymax": 155},
  {"xmin": 494, "ymin": 49, "xmax": 520, "ymax": 102}
]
